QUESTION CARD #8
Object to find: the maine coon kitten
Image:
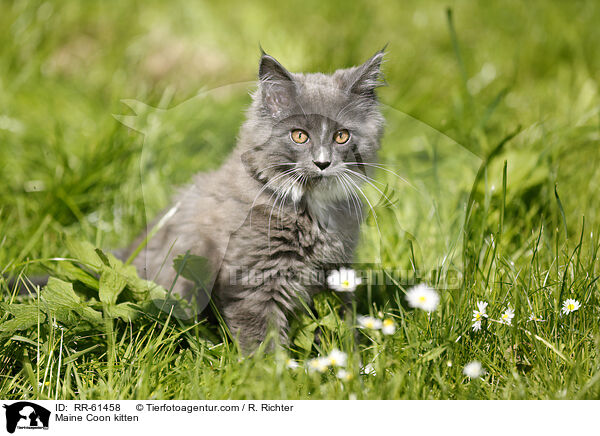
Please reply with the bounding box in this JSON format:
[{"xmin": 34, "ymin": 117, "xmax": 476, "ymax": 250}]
[{"xmin": 129, "ymin": 50, "xmax": 385, "ymax": 350}]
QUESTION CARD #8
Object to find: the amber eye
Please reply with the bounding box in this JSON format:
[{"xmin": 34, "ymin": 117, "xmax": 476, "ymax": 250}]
[
  {"xmin": 290, "ymin": 129, "xmax": 309, "ymax": 144},
  {"xmin": 334, "ymin": 129, "xmax": 350, "ymax": 144}
]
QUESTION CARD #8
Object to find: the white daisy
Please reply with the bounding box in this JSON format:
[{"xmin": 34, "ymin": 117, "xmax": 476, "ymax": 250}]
[
  {"xmin": 476, "ymin": 301, "xmax": 488, "ymax": 313},
  {"xmin": 286, "ymin": 358, "xmax": 299, "ymax": 369},
  {"xmin": 500, "ymin": 307, "xmax": 514, "ymax": 325},
  {"xmin": 361, "ymin": 363, "xmax": 376, "ymax": 376},
  {"xmin": 327, "ymin": 349, "xmax": 347, "ymax": 367},
  {"xmin": 381, "ymin": 318, "xmax": 396, "ymax": 335},
  {"xmin": 561, "ymin": 299, "xmax": 581, "ymax": 315},
  {"xmin": 406, "ymin": 284, "xmax": 440, "ymax": 312},
  {"xmin": 336, "ymin": 369, "xmax": 353, "ymax": 381},
  {"xmin": 528, "ymin": 313, "xmax": 545, "ymax": 322},
  {"xmin": 463, "ymin": 361, "xmax": 485, "ymax": 379},
  {"xmin": 327, "ymin": 268, "xmax": 362, "ymax": 292},
  {"xmin": 357, "ymin": 315, "xmax": 383, "ymax": 330},
  {"xmin": 307, "ymin": 357, "xmax": 330, "ymax": 373},
  {"xmin": 472, "ymin": 301, "xmax": 488, "ymax": 331}
]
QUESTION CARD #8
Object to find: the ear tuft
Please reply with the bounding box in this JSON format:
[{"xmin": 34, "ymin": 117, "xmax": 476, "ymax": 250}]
[
  {"xmin": 349, "ymin": 49, "xmax": 386, "ymax": 98},
  {"xmin": 258, "ymin": 53, "xmax": 296, "ymax": 117}
]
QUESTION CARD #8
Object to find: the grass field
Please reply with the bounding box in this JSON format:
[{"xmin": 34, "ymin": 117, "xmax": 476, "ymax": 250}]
[{"xmin": 1, "ymin": 0, "xmax": 600, "ymax": 399}]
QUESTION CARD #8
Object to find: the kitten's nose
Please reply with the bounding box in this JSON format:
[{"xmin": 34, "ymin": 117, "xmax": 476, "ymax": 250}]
[{"xmin": 313, "ymin": 160, "xmax": 331, "ymax": 171}]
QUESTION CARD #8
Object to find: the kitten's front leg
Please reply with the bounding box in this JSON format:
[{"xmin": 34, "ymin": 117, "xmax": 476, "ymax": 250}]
[
  {"xmin": 221, "ymin": 296, "xmax": 290, "ymax": 352},
  {"xmin": 218, "ymin": 264, "xmax": 311, "ymax": 352}
]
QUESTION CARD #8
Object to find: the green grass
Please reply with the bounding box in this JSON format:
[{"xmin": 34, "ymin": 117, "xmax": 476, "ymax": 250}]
[{"xmin": 1, "ymin": 0, "xmax": 600, "ymax": 399}]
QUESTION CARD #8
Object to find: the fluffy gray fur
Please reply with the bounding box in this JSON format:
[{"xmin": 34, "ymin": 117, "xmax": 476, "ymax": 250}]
[{"xmin": 129, "ymin": 50, "xmax": 385, "ymax": 350}]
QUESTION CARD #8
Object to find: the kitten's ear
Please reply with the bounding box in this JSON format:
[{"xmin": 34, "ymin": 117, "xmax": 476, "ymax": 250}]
[
  {"xmin": 258, "ymin": 53, "xmax": 296, "ymax": 117},
  {"xmin": 348, "ymin": 48, "xmax": 386, "ymax": 98}
]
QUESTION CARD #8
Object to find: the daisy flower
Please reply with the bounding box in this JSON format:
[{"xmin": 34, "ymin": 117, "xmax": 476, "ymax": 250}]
[
  {"xmin": 336, "ymin": 369, "xmax": 353, "ymax": 381},
  {"xmin": 463, "ymin": 361, "xmax": 485, "ymax": 379},
  {"xmin": 307, "ymin": 357, "xmax": 329, "ymax": 373},
  {"xmin": 327, "ymin": 349, "xmax": 347, "ymax": 367},
  {"xmin": 500, "ymin": 307, "xmax": 515, "ymax": 325},
  {"xmin": 561, "ymin": 299, "xmax": 581, "ymax": 315},
  {"xmin": 381, "ymin": 318, "xmax": 396, "ymax": 335},
  {"xmin": 286, "ymin": 358, "xmax": 299, "ymax": 369},
  {"xmin": 361, "ymin": 363, "xmax": 376, "ymax": 376},
  {"xmin": 405, "ymin": 284, "xmax": 440, "ymax": 312},
  {"xmin": 357, "ymin": 315, "xmax": 382, "ymax": 330},
  {"xmin": 528, "ymin": 313, "xmax": 545, "ymax": 322},
  {"xmin": 327, "ymin": 268, "xmax": 362, "ymax": 292},
  {"xmin": 472, "ymin": 301, "xmax": 488, "ymax": 331}
]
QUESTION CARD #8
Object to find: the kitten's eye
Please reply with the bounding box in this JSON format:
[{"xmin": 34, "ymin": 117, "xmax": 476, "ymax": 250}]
[
  {"xmin": 334, "ymin": 129, "xmax": 350, "ymax": 144},
  {"xmin": 290, "ymin": 129, "xmax": 309, "ymax": 144}
]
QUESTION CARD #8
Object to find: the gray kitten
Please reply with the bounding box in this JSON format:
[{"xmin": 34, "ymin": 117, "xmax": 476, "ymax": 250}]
[{"xmin": 129, "ymin": 50, "xmax": 385, "ymax": 350}]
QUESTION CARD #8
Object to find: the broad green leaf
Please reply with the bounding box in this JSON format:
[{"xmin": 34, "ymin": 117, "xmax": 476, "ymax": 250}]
[
  {"xmin": 0, "ymin": 304, "xmax": 42, "ymax": 333},
  {"xmin": 99, "ymin": 266, "xmax": 127, "ymax": 305},
  {"xmin": 291, "ymin": 313, "xmax": 318, "ymax": 352},
  {"xmin": 80, "ymin": 307, "xmax": 103, "ymax": 324},
  {"xmin": 173, "ymin": 253, "xmax": 214, "ymax": 291},
  {"xmin": 41, "ymin": 278, "xmax": 102, "ymax": 325},
  {"xmin": 318, "ymin": 313, "xmax": 338, "ymax": 330},
  {"xmin": 47, "ymin": 261, "xmax": 99, "ymax": 290},
  {"xmin": 65, "ymin": 238, "xmax": 102, "ymax": 270},
  {"xmin": 293, "ymin": 321, "xmax": 318, "ymax": 351},
  {"xmin": 42, "ymin": 277, "xmax": 81, "ymax": 307},
  {"xmin": 104, "ymin": 302, "xmax": 139, "ymax": 322},
  {"xmin": 145, "ymin": 295, "xmax": 195, "ymax": 320}
]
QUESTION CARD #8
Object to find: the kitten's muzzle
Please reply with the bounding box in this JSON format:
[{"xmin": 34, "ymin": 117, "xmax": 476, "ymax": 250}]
[{"xmin": 313, "ymin": 160, "xmax": 331, "ymax": 171}]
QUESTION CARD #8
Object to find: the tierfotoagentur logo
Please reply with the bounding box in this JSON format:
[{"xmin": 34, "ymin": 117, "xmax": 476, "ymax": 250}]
[{"xmin": 2, "ymin": 402, "xmax": 51, "ymax": 434}]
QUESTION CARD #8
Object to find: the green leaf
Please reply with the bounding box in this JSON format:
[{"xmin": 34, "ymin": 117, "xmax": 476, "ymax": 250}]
[
  {"xmin": 98, "ymin": 266, "xmax": 127, "ymax": 305},
  {"xmin": 80, "ymin": 307, "xmax": 103, "ymax": 324},
  {"xmin": 95, "ymin": 248, "xmax": 111, "ymax": 267},
  {"xmin": 43, "ymin": 277, "xmax": 81, "ymax": 307},
  {"xmin": 65, "ymin": 238, "xmax": 103, "ymax": 270},
  {"xmin": 293, "ymin": 321, "xmax": 318, "ymax": 351},
  {"xmin": 291, "ymin": 313, "xmax": 318, "ymax": 352},
  {"xmin": 10, "ymin": 335, "xmax": 39, "ymax": 346},
  {"xmin": 313, "ymin": 291, "xmax": 340, "ymax": 318},
  {"xmin": 41, "ymin": 278, "xmax": 102, "ymax": 325},
  {"xmin": 0, "ymin": 304, "xmax": 42, "ymax": 333},
  {"xmin": 47, "ymin": 261, "xmax": 99, "ymax": 290},
  {"xmin": 104, "ymin": 302, "xmax": 139, "ymax": 322},
  {"xmin": 173, "ymin": 253, "xmax": 214, "ymax": 291},
  {"xmin": 62, "ymin": 344, "xmax": 102, "ymax": 365},
  {"xmin": 318, "ymin": 312, "xmax": 338, "ymax": 330}
]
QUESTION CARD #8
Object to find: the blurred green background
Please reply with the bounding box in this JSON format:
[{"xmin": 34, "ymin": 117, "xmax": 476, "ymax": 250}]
[{"xmin": 1, "ymin": 0, "xmax": 599, "ymax": 273}]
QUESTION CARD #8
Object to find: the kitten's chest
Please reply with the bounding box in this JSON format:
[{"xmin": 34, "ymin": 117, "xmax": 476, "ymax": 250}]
[
  {"xmin": 224, "ymin": 202, "xmax": 359, "ymax": 274},
  {"xmin": 294, "ymin": 208, "xmax": 358, "ymax": 266}
]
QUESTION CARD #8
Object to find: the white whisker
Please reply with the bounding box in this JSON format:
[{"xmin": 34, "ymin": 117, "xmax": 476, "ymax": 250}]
[
  {"xmin": 267, "ymin": 169, "xmax": 303, "ymax": 253},
  {"xmin": 250, "ymin": 167, "xmax": 299, "ymax": 226},
  {"xmin": 336, "ymin": 174, "xmax": 362, "ymax": 224},
  {"xmin": 342, "ymin": 162, "xmax": 416, "ymax": 190},
  {"xmin": 340, "ymin": 172, "xmax": 381, "ymax": 239},
  {"xmin": 342, "ymin": 168, "xmax": 395, "ymax": 208}
]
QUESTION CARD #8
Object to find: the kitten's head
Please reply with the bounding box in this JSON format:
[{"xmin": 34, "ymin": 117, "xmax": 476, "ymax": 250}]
[{"xmin": 242, "ymin": 49, "xmax": 385, "ymax": 205}]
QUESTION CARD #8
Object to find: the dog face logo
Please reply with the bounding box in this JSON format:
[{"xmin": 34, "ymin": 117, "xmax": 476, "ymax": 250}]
[{"xmin": 2, "ymin": 402, "xmax": 50, "ymax": 434}]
